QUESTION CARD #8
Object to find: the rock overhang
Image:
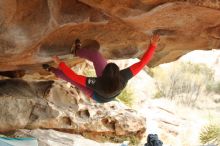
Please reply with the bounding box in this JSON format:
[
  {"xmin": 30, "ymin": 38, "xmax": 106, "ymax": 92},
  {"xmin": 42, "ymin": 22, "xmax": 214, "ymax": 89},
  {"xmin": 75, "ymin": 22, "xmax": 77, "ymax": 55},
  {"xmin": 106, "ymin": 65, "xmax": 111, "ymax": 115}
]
[{"xmin": 0, "ymin": 0, "xmax": 220, "ymax": 72}]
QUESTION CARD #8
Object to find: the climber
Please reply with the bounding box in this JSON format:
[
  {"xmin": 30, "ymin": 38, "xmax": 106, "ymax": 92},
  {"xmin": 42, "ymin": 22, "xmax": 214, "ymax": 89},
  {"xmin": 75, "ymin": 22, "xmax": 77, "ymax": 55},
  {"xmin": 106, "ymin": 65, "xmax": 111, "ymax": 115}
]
[{"xmin": 43, "ymin": 34, "xmax": 160, "ymax": 103}]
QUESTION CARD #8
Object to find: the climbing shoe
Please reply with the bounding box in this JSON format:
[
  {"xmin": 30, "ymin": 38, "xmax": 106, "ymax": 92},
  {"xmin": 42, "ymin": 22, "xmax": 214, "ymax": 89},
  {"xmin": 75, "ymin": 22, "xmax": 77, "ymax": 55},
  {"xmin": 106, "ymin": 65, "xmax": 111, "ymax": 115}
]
[
  {"xmin": 71, "ymin": 38, "xmax": 81, "ymax": 56},
  {"xmin": 42, "ymin": 64, "xmax": 52, "ymax": 72}
]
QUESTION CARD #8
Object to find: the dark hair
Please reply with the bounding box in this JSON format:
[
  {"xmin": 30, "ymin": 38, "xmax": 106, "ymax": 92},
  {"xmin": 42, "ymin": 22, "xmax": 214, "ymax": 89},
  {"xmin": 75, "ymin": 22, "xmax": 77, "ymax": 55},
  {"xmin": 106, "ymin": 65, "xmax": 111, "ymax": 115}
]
[{"xmin": 100, "ymin": 63, "xmax": 122, "ymax": 93}]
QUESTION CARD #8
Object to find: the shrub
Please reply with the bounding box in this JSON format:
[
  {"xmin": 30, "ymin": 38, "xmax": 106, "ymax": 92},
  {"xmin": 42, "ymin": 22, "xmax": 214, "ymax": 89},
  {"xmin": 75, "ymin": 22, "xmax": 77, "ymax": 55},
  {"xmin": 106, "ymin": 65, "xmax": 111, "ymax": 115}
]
[
  {"xmin": 82, "ymin": 64, "xmax": 96, "ymax": 77},
  {"xmin": 200, "ymin": 123, "xmax": 220, "ymax": 145},
  {"xmin": 153, "ymin": 90, "xmax": 165, "ymax": 99},
  {"xmin": 82, "ymin": 132, "xmax": 140, "ymax": 146},
  {"xmin": 152, "ymin": 61, "xmax": 214, "ymax": 106},
  {"xmin": 206, "ymin": 81, "xmax": 220, "ymax": 94},
  {"xmin": 117, "ymin": 85, "xmax": 135, "ymax": 107}
]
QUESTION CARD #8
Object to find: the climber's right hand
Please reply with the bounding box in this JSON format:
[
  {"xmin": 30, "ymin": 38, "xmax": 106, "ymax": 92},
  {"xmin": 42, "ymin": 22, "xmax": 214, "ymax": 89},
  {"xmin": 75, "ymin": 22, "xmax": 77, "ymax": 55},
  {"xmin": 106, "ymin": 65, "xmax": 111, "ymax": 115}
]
[{"xmin": 52, "ymin": 56, "xmax": 61, "ymax": 65}]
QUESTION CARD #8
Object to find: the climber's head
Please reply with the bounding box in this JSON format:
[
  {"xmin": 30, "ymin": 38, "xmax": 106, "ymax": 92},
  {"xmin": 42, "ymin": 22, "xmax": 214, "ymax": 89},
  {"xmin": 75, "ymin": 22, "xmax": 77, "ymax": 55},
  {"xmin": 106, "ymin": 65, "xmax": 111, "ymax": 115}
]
[{"xmin": 101, "ymin": 63, "xmax": 122, "ymax": 93}]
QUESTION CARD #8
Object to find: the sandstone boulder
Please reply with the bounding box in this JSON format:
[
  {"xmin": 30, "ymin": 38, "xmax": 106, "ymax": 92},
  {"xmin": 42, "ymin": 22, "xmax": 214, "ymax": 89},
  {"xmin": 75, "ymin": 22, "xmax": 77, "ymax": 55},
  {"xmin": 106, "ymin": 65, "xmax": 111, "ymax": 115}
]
[{"xmin": 0, "ymin": 78, "xmax": 146, "ymax": 142}]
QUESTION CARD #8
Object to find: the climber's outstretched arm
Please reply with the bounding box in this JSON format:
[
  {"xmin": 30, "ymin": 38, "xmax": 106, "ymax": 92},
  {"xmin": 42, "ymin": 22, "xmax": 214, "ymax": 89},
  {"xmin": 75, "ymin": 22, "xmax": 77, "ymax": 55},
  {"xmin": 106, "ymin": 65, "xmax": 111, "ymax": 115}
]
[
  {"xmin": 129, "ymin": 34, "xmax": 160, "ymax": 76},
  {"xmin": 52, "ymin": 56, "xmax": 87, "ymax": 87}
]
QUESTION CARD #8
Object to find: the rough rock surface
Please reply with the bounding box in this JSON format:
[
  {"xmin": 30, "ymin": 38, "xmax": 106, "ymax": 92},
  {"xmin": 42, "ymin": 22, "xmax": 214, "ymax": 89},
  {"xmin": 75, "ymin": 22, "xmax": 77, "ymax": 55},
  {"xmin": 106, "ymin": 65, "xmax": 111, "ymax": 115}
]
[
  {"xmin": 1, "ymin": 0, "xmax": 220, "ymax": 71},
  {"xmin": 0, "ymin": 78, "xmax": 146, "ymax": 141},
  {"xmin": 11, "ymin": 129, "xmax": 119, "ymax": 146}
]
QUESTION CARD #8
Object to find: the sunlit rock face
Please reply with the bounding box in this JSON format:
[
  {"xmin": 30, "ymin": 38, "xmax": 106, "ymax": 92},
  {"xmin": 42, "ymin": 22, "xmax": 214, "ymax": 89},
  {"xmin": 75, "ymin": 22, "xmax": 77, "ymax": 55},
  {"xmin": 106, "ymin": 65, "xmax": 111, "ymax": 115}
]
[
  {"xmin": 0, "ymin": 78, "xmax": 146, "ymax": 140},
  {"xmin": 1, "ymin": 0, "xmax": 220, "ymax": 71}
]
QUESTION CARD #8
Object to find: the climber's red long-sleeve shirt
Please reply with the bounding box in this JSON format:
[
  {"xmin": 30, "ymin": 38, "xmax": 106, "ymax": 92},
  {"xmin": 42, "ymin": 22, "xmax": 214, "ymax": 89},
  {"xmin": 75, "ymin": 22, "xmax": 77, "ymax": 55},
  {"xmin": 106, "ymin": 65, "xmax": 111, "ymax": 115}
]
[{"xmin": 59, "ymin": 44, "xmax": 156, "ymax": 102}]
